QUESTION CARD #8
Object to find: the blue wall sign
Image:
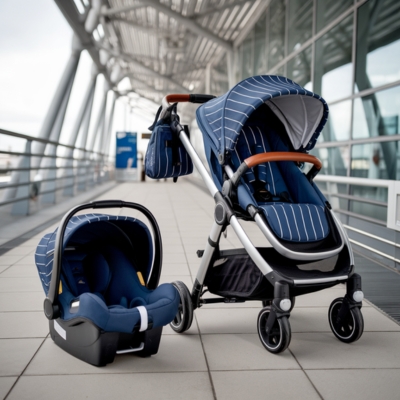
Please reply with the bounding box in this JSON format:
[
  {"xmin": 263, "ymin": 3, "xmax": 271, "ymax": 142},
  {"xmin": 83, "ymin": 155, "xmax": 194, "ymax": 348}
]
[{"xmin": 116, "ymin": 132, "xmax": 137, "ymax": 169}]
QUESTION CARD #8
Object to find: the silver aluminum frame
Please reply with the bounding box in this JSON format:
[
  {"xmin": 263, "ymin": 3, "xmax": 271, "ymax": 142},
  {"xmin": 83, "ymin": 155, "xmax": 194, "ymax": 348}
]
[{"xmin": 176, "ymin": 125, "xmax": 350, "ymax": 288}]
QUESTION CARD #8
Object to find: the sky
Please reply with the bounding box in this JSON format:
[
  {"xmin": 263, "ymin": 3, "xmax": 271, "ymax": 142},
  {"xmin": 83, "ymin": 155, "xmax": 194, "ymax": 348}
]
[{"xmin": 0, "ymin": 0, "xmax": 153, "ymax": 155}]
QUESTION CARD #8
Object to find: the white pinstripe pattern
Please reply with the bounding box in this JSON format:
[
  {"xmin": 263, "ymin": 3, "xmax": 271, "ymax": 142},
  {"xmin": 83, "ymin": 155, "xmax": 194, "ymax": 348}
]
[
  {"xmin": 306, "ymin": 204, "xmax": 317, "ymax": 240},
  {"xmin": 271, "ymin": 205, "xmax": 283, "ymax": 238}
]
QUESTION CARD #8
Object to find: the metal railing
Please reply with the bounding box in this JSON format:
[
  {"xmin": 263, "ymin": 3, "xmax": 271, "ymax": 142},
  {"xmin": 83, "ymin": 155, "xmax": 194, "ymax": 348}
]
[
  {"xmin": 0, "ymin": 128, "xmax": 115, "ymax": 216},
  {"xmin": 315, "ymin": 174, "xmax": 400, "ymax": 267}
]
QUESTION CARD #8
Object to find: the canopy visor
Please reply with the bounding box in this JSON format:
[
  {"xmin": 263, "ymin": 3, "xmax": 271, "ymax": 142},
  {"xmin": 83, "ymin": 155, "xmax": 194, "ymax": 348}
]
[{"xmin": 266, "ymin": 95, "xmax": 324, "ymax": 150}]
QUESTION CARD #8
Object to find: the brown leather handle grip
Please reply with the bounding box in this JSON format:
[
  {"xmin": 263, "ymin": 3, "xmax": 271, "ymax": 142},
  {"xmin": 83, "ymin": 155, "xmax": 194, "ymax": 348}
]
[
  {"xmin": 244, "ymin": 152, "xmax": 322, "ymax": 170},
  {"xmin": 166, "ymin": 94, "xmax": 190, "ymax": 103}
]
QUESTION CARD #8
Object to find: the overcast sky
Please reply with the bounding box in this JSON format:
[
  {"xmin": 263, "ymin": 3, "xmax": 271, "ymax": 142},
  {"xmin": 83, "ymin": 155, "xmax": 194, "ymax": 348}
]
[{"xmin": 0, "ymin": 0, "xmax": 153, "ymax": 154}]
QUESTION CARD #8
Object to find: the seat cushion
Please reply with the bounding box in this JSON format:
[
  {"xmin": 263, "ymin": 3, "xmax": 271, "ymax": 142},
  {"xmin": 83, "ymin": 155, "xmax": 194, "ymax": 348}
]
[{"xmin": 259, "ymin": 203, "xmax": 329, "ymax": 242}]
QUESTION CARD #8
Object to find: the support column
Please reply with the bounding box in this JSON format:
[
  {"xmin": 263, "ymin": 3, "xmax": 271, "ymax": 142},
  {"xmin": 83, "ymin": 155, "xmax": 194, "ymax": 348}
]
[
  {"xmin": 11, "ymin": 141, "xmax": 32, "ymax": 215},
  {"xmin": 88, "ymin": 82, "xmax": 109, "ymax": 184},
  {"xmin": 63, "ymin": 66, "xmax": 98, "ymax": 196}
]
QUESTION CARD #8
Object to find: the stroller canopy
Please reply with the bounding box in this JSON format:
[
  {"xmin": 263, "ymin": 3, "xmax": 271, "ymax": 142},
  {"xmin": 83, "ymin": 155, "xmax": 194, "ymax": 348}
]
[{"xmin": 196, "ymin": 75, "xmax": 329, "ymax": 157}]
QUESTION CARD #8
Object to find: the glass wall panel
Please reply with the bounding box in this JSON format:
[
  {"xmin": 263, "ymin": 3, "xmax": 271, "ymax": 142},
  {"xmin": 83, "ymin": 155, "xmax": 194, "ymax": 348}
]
[
  {"xmin": 239, "ymin": 32, "xmax": 253, "ymax": 80},
  {"xmin": 311, "ymin": 146, "xmax": 349, "ymax": 176},
  {"xmin": 320, "ymin": 100, "xmax": 352, "ymax": 142},
  {"xmin": 316, "ymin": 0, "xmax": 354, "ymax": 33},
  {"xmin": 210, "ymin": 53, "xmax": 229, "ymax": 96},
  {"xmin": 286, "ymin": 46, "xmax": 312, "ymax": 88},
  {"xmin": 351, "ymin": 141, "xmax": 399, "ymax": 180},
  {"xmin": 254, "ymin": 12, "xmax": 267, "ymax": 74},
  {"xmin": 267, "ymin": 0, "xmax": 286, "ymax": 71},
  {"xmin": 314, "ymin": 14, "xmax": 353, "ymax": 102},
  {"xmin": 288, "ymin": 0, "xmax": 313, "ymax": 53},
  {"xmin": 355, "ymin": 0, "xmax": 400, "ymax": 91},
  {"xmin": 353, "ymin": 85, "xmax": 400, "ymax": 140}
]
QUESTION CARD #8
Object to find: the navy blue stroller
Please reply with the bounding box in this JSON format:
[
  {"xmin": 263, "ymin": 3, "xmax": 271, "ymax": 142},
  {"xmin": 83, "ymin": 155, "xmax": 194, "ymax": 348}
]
[
  {"xmin": 35, "ymin": 200, "xmax": 179, "ymax": 366},
  {"xmin": 150, "ymin": 76, "xmax": 364, "ymax": 353}
]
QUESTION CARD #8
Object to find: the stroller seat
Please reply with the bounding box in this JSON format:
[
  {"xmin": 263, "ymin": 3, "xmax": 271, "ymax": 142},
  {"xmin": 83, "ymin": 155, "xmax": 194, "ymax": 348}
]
[
  {"xmin": 229, "ymin": 108, "xmax": 330, "ymax": 244},
  {"xmin": 60, "ymin": 245, "xmax": 179, "ymax": 333}
]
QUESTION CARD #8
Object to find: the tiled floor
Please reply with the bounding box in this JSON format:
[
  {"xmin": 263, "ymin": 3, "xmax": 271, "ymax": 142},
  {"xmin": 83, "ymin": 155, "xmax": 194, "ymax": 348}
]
[{"xmin": 1, "ymin": 179, "xmax": 400, "ymax": 400}]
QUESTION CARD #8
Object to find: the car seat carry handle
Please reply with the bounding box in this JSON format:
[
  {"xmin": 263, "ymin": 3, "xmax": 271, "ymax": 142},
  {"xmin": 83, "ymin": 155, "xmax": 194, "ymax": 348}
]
[
  {"xmin": 44, "ymin": 200, "xmax": 162, "ymax": 320},
  {"xmin": 231, "ymin": 152, "xmax": 322, "ymax": 187}
]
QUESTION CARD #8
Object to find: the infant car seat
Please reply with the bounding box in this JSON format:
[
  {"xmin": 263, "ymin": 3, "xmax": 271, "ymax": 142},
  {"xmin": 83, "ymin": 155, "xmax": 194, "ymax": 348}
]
[{"xmin": 35, "ymin": 200, "xmax": 179, "ymax": 366}]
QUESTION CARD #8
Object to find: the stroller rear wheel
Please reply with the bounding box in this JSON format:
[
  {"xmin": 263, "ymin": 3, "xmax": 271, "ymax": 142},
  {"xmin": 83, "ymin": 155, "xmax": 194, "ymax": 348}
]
[
  {"xmin": 170, "ymin": 281, "xmax": 194, "ymax": 333},
  {"xmin": 257, "ymin": 306, "xmax": 291, "ymax": 353},
  {"xmin": 328, "ymin": 297, "xmax": 364, "ymax": 343}
]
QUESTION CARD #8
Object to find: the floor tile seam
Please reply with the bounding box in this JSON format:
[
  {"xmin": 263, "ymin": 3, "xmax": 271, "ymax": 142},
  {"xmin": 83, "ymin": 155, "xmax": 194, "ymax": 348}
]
[
  {"xmin": 302, "ymin": 367, "xmax": 400, "ymax": 371},
  {"xmin": 206, "ymin": 368, "xmax": 304, "ymax": 372},
  {"xmin": 192, "ymin": 329, "xmax": 400, "ymax": 335},
  {"xmin": 164, "ymin": 185, "xmax": 217, "ymax": 400},
  {"xmin": 4, "ymin": 334, "xmax": 48, "ymax": 400},
  {"xmin": 20, "ymin": 370, "xmax": 213, "ymax": 378},
  {"xmin": 0, "ymin": 336, "xmax": 49, "ymax": 340},
  {"xmin": 194, "ymin": 314, "xmax": 218, "ymax": 400},
  {"xmin": 288, "ymin": 349, "xmax": 324, "ymax": 400}
]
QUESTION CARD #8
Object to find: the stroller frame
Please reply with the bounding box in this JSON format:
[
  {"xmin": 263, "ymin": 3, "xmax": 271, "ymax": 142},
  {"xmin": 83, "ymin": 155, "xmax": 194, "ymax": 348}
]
[{"xmin": 160, "ymin": 92, "xmax": 364, "ymax": 353}]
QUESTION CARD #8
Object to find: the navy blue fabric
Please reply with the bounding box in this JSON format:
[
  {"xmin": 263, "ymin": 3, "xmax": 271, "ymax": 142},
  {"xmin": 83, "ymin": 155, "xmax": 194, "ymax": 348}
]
[
  {"xmin": 35, "ymin": 213, "xmax": 179, "ymax": 332},
  {"xmin": 145, "ymin": 120, "xmax": 193, "ymax": 179},
  {"xmin": 231, "ymin": 124, "xmax": 329, "ymax": 242},
  {"xmin": 259, "ymin": 203, "xmax": 329, "ymax": 242},
  {"xmin": 35, "ymin": 215, "xmax": 154, "ymax": 295},
  {"xmin": 196, "ymin": 75, "xmax": 329, "ymax": 157},
  {"xmin": 58, "ymin": 245, "xmax": 179, "ymax": 332}
]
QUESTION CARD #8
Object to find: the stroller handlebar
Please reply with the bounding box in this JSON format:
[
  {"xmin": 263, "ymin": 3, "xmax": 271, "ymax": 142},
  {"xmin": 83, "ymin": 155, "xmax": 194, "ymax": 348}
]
[
  {"xmin": 244, "ymin": 152, "xmax": 322, "ymax": 170},
  {"xmin": 161, "ymin": 93, "xmax": 216, "ymax": 118},
  {"xmin": 231, "ymin": 152, "xmax": 322, "ymax": 187}
]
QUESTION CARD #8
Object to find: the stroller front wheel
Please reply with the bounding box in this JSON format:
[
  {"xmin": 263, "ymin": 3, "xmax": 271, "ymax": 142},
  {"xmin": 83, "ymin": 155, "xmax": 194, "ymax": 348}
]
[
  {"xmin": 328, "ymin": 297, "xmax": 364, "ymax": 343},
  {"xmin": 257, "ymin": 306, "xmax": 291, "ymax": 354},
  {"xmin": 170, "ymin": 281, "xmax": 194, "ymax": 333}
]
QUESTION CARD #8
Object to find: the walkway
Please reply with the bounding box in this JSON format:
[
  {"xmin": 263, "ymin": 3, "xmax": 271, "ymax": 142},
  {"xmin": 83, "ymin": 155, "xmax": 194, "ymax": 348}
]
[{"xmin": 1, "ymin": 179, "xmax": 400, "ymax": 400}]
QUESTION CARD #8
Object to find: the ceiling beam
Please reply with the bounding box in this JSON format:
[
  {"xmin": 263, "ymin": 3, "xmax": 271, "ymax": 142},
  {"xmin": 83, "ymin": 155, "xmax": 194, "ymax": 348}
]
[
  {"xmin": 192, "ymin": 0, "xmax": 252, "ymax": 18},
  {"xmin": 96, "ymin": 45, "xmax": 189, "ymax": 92},
  {"xmin": 101, "ymin": 3, "xmax": 147, "ymax": 17},
  {"xmin": 144, "ymin": 0, "xmax": 233, "ymax": 52}
]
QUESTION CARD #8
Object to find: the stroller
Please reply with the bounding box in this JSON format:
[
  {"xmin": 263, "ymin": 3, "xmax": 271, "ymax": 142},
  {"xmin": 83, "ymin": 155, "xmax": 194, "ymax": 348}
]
[
  {"xmin": 149, "ymin": 75, "xmax": 364, "ymax": 353},
  {"xmin": 35, "ymin": 200, "xmax": 179, "ymax": 366}
]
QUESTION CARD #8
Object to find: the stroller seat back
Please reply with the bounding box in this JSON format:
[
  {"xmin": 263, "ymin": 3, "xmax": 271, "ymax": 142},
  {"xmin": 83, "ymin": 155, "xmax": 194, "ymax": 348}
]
[{"xmin": 230, "ymin": 104, "xmax": 330, "ymax": 243}]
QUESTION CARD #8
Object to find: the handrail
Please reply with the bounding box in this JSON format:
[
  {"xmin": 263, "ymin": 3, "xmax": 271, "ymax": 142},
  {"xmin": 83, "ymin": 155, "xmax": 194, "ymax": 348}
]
[{"xmin": 0, "ymin": 128, "xmax": 115, "ymax": 216}]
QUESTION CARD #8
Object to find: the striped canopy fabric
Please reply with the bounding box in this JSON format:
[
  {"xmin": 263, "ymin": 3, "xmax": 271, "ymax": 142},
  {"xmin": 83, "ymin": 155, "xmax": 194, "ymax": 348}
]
[
  {"xmin": 196, "ymin": 75, "xmax": 329, "ymax": 158},
  {"xmin": 35, "ymin": 214, "xmax": 152, "ymax": 295}
]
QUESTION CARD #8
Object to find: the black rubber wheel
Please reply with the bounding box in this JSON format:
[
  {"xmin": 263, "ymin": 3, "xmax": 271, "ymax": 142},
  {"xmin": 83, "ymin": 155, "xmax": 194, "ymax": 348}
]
[
  {"xmin": 328, "ymin": 297, "xmax": 364, "ymax": 343},
  {"xmin": 170, "ymin": 281, "xmax": 194, "ymax": 333},
  {"xmin": 257, "ymin": 306, "xmax": 291, "ymax": 353},
  {"xmin": 262, "ymin": 297, "xmax": 295, "ymax": 312}
]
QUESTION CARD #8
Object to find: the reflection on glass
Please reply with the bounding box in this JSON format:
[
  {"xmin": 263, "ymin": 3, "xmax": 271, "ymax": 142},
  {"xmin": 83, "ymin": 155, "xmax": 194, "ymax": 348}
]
[
  {"xmin": 351, "ymin": 141, "xmax": 399, "ymax": 180},
  {"xmin": 314, "ymin": 14, "xmax": 353, "ymax": 102},
  {"xmin": 316, "ymin": 0, "xmax": 353, "ymax": 32},
  {"xmin": 287, "ymin": 46, "xmax": 312, "ymax": 88},
  {"xmin": 268, "ymin": 0, "xmax": 286, "ymax": 70},
  {"xmin": 288, "ymin": 0, "xmax": 313, "ymax": 53},
  {"xmin": 254, "ymin": 12, "xmax": 267, "ymax": 74},
  {"xmin": 353, "ymin": 86, "xmax": 400, "ymax": 139},
  {"xmin": 211, "ymin": 53, "xmax": 229, "ymax": 96},
  {"xmin": 320, "ymin": 100, "xmax": 352, "ymax": 142},
  {"xmin": 349, "ymin": 197, "xmax": 387, "ymax": 222},
  {"xmin": 356, "ymin": 0, "xmax": 400, "ymax": 91},
  {"xmin": 311, "ymin": 146, "xmax": 349, "ymax": 176},
  {"xmin": 239, "ymin": 33, "xmax": 254, "ymax": 80}
]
